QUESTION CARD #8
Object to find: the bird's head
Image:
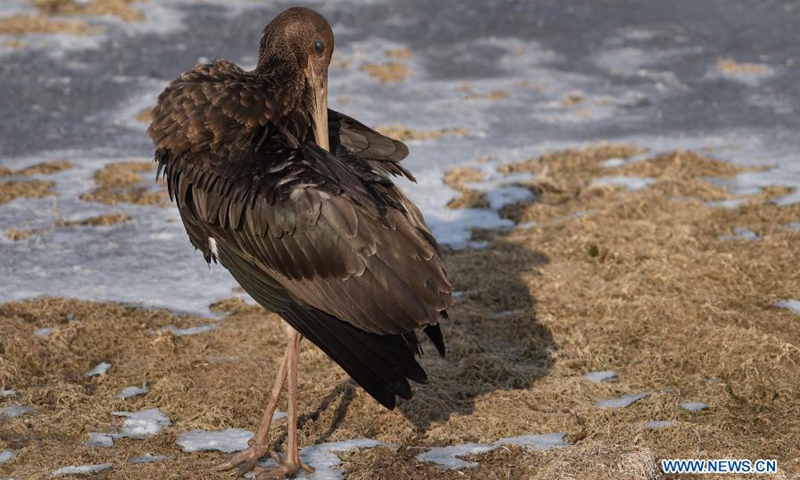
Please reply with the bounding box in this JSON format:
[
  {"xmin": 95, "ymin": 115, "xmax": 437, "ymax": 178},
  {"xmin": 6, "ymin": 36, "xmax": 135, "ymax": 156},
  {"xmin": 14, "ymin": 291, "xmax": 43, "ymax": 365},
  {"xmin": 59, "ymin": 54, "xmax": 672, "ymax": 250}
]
[{"xmin": 257, "ymin": 7, "xmax": 334, "ymax": 151}]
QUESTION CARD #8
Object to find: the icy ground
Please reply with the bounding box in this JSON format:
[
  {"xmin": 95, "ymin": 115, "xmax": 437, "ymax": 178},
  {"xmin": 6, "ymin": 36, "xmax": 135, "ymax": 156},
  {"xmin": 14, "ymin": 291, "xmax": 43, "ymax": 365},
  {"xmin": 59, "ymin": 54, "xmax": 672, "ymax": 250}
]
[{"xmin": 0, "ymin": 0, "xmax": 797, "ymax": 316}]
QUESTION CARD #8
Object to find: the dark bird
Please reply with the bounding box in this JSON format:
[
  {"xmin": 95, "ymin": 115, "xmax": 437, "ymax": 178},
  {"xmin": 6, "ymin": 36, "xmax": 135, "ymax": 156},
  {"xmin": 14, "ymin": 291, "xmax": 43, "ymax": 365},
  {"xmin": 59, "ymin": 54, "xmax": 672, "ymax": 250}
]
[{"xmin": 148, "ymin": 6, "xmax": 452, "ymax": 478}]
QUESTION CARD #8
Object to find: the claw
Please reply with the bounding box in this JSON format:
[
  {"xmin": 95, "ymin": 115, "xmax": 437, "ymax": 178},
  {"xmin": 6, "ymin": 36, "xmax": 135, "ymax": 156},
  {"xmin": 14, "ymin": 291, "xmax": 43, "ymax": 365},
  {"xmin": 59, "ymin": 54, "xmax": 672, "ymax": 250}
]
[
  {"xmin": 212, "ymin": 444, "xmax": 273, "ymax": 475},
  {"xmin": 253, "ymin": 462, "xmax": 305, "ymax": 480},
  {"xmin": 213, "ymin": 445, "xmax": 314, "ymax": 478},
  {"xmin": 250, "ymin": 452, "xmax": 314, "ymax": 479}
]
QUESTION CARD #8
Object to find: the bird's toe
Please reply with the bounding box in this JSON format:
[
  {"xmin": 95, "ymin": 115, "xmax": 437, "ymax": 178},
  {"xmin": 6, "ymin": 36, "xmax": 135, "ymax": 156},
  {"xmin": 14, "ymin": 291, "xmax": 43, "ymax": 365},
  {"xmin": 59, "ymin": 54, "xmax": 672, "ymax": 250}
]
[
  {"xmin": 252, "ymin": 454, "xmax": 314, "ymax": 479},
  {"xmin": 212, "ymin": 444, "xmax": 273, "ymax": 475}
]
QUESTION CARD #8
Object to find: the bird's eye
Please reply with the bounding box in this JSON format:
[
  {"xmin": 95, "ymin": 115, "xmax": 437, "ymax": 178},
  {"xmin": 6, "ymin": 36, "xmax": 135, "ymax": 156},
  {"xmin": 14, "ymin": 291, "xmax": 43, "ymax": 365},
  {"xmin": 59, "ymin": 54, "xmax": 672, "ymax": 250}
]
[{"xmin": 314, "ymin": 40, "xmax": 324, "ymax": 55}]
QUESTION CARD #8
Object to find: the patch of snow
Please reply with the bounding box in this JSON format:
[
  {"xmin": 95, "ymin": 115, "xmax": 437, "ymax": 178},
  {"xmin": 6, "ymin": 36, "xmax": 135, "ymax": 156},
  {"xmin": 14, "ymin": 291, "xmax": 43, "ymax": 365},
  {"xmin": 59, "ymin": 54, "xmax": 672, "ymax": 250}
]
[
  {"xmin": 253, "ymin": 439, "xmax": 386, "ymax": 479},
  {"xmin": 128, "ymin": 453, "xmax": 173, "ymax": 464},
  {"xmin": 484, "ymin": 186, "xmax": 535, "ymax": 210},
  {"xmin": 0, "ymin": 389, "xmax": 15, "ymax": 397},
  {"xmin": 594, "ymin": 46, "xmax": 704, "ymax": 76},
  {"xmin": 785, "ymin": 222, "xmax": 800, "ymax": 231},
  {"xmin": 177, "ymin": 428, "xmax": 253, "ymax": 453},
  {"xmin": 272, "ymin": 411, "xmax": 287, "ymax": 421},
  {"xmin": 0, "ymin": 451, "xmax": 15, "ymax": 464},
  {"xmin": 85, "ymin": 362, "xmax": 111, "ymax": 377},
  {"xmin": 51, "ymin": 463, "xmax": 113, "ymax": 476},
  {"xmin": 644, "ymin": 420, "xmax": 676, "ymax": 429},
  {"xmin": 112, "ymin": 408, "xmax": 171, "ymax": 439},
  {"xmin": 584, "ymin": 371, "xmax": 619, "ymax": 383},
  {"xmin": 594, "ymin": 176, "xmax": 654, "ymax": 191},
  {"xmin": 718, "ymin": 227, "xmax": 758, "ymax": 241},
  {"xmin": 33, "ymin": 327, "xmax": 53, "ymax": 337},
  {"xmin": 0, "ymin": 154, "xmax": 242, "ymax": 316},
  {"xmin": 497, "ymin": 433, "xmax": 569, "ymax": 450},
  {"xmin": 516, "ymin": 221, "xmax": 538, "ymax": 229},
  {"xmin": 86, "ymin": 433, "xmax": 114, "ymax": 448},
  {"xmin": 596, "ymin": 393, "xmax": 649, "ymax": 409},
  {"xmin": 707, "ymin": 198, "xmax": 745, "ymax": 209},
  {"xmin": 774, "ymin": 299, "xmax": 800, "ymax": 314},
  {"xmin": 724, "ymin": 165, "xmax": 800, "ymax": 206},
  {"xmin": 0, "ymin": 0, "xmax": 36, "ymax": 17},
  {"xmin": 680, "ymin": 401, "xmax": 709, "ymax": 412},
  {"xmin": 117, "ymin": 383, "xmax": 148, "ymax": 399},
  {"xmin": 418, "ymin": 197, "xmax": 515, "ymax": 250},
  {"xmin": 0, "ymin": 404, "xmax": 35, "ymax": 419},
  {"xmin": 417, "ymin": 432, "xmax": 568, "ymax": 470},
  {"xmin": 601, "ymin": 158, "xmax": 627, "ymax": 168},
  {"xmin": 416, "ymin": 442, "xmax": 494, "ymax": 469}
]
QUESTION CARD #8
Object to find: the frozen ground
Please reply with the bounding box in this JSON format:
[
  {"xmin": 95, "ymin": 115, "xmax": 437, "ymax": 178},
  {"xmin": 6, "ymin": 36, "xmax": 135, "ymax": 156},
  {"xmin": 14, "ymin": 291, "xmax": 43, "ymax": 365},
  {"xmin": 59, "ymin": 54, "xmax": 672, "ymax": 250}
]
[
  {"xmin": 416, "ymin": 432, "xmax": 568, "ymax": 469},
  {"xmin": 595, "ymin": 392, "xmax": 649, "ymax": 410},
  {"xmin": 0, "ymin": 0, "xmax": 798, "ymax": 316},
  {"xmin": 51, "ymin": 463, "xmax": 113, "ymax": 476}
]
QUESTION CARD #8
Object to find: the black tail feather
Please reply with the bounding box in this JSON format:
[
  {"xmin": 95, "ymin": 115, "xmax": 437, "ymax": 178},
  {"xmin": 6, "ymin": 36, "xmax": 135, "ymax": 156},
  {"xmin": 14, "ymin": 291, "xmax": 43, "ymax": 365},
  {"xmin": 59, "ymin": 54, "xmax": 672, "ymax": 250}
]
[
  {"xmin": 281, "ymin": 305, "xmax": 429, "ymax": 409},
  {"xmin": 424, "ymin": 323, "xmax": 446, "ymax": 357}
]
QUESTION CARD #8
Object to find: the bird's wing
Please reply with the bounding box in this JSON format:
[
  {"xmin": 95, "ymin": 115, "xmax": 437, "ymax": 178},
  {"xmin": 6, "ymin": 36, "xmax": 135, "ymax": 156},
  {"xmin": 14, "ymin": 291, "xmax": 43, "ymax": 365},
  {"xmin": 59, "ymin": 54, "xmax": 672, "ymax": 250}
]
[
  {"xmin": 329, "ymin": 109, "xmax": 414, "ymax": 181},
  {"xmin": 157, "ymin": 142, "xmax": 452, "ymax": 336},
  {"xmin": 148, "ymin": 59, "xmax": 310, "ymax": 157}
]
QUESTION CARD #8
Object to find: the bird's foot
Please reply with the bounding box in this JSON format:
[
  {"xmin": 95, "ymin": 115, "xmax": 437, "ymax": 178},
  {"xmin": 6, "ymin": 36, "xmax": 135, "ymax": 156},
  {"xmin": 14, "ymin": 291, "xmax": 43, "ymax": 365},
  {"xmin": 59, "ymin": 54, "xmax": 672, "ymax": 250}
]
[
  {"xmin": 253, "ymin": 452, "xmax": 314, "ymax": 480},
  {"xmin": 213, "ymin": 443, "xmax": 280, "ymax": 476}
]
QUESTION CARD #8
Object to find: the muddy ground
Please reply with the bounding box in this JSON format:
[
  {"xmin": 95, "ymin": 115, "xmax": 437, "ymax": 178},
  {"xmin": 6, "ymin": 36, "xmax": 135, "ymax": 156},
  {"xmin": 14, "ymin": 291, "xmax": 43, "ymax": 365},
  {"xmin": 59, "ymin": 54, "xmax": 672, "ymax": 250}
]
[{"xmin": 1, "ymin": 146, "xmax": 798, "ymax": 479}]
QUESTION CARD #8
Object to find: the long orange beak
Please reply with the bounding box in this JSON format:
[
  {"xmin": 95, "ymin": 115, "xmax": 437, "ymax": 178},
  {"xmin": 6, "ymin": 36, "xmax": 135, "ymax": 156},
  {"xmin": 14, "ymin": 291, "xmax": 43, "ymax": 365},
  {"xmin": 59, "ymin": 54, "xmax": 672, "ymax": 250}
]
[{"xmin": 305, "ymin": 57, "xmax": 329, "ymax": 151}]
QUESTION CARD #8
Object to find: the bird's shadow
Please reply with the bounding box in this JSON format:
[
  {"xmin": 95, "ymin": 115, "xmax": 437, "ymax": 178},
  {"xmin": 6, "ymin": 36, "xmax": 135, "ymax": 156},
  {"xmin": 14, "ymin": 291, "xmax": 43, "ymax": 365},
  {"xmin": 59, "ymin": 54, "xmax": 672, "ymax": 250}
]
[{"xmin": 396, "ymin": 231, "xmax": 554, "ymax": 429}]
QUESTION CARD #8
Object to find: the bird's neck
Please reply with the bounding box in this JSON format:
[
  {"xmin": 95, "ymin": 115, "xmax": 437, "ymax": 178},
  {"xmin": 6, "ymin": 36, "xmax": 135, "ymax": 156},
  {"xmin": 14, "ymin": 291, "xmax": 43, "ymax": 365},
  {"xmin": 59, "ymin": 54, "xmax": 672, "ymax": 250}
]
[{"xmin": 252, "ymin": 60, "xmax": 315, "ymax": 149}]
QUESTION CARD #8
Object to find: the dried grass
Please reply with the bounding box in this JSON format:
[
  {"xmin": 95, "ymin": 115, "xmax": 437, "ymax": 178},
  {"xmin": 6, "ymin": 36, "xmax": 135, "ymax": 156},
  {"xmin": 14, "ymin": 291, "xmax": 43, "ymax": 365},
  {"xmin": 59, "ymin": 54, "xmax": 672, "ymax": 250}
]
[
  {"xmin": 31, "ymin": 0, "xmax": 144, "ymax": 23},
  {"xmin": 0, "ymin": 15, "xmax": 92, "ymax": 35},
  {"xmin": 376, "ymin": 126, "xmax": 469, "ymax": 141},
  {"xmin": 0, "ymin": 180, "xmax": 55, "ymax": 205},
  {"xmin": 717, "ymin": 58, "xmax": 772, "ymax": 76},
  {"xmin": 6, "ymin": 213, "xmax": 131, "ymax": 242},
  {"xmin": 358, "ymin": 63, "xmax": 411, "ymax": 83},
  {"xmin": 460, "ymin": 86, "xmax": 510, "ymax": 101},
  {"xmin": 385, "ymin": 48, "xmax": 412, "ymax": 59},
  {"xmin": 15, "ymin": 160, "xmax": 73, "ymax": 176},
  {"xmin": 80, "ymin": 161, "xmax": 166, "ymax": 206},
  {"xmin": 563, "ymin": 94, "xmax": 585, "ymax": 107},
  {"xmin": 134, "ymin": 107, "xmax": 153, "ymax": 125},
  {"xmin": 443, "ymin": 167, "xmax": 489, "ymax": 209},
  {"xmin": 4, "ymin": 228, "xmax": 37, "ymax": 241},
  {"xmin": 55, "ymin": 212, "xmax": 131, "ymax": 227},
  {"xmin": 2, "ymin": 39, "xmax": 26, "ymax": 49}
]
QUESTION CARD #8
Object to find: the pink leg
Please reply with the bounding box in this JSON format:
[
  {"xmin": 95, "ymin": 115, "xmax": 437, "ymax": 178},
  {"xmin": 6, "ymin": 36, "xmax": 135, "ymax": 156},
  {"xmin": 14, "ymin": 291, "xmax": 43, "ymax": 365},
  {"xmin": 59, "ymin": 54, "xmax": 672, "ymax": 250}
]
[
  {"xmin": 255, "ymin": 327, "xmax": 314, "ymax": 478},
  {"xmin": 214, "ymin": 333, "xmax": 291, "ymax": 475}
]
